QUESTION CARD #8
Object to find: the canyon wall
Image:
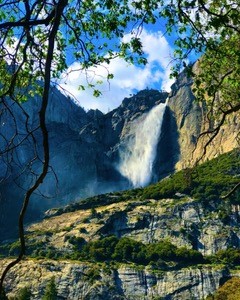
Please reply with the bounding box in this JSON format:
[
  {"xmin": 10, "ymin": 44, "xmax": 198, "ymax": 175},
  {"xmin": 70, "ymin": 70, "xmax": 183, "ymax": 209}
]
[{"xmin": 0, "ymin": 72, "xmax": 239, "ymax": 240}]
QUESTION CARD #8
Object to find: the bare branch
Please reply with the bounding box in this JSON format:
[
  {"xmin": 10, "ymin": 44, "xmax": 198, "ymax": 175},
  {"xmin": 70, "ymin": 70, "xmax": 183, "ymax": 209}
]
[
  {"xmin": 0, "ymin": 0, "xmax": 68, "ymax": 291},
  {"xmin": 221, "ymin": 182, "xmax": 240, "ymax": 199}
]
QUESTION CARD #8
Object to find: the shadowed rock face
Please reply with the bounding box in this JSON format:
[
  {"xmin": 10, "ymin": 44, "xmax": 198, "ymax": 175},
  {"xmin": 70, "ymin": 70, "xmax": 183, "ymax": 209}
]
[
  {"xmin": 0, "ymin": 70, "xmax": 239, "ymax": 240},
  {"xmin": 0, "ymin": 88, "xmax": 168, "ymax": 239}
]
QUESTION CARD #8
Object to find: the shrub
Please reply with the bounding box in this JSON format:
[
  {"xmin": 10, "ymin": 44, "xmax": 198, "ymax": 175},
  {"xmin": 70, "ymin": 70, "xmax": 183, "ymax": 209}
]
[
  {"xmin": 146, "ymin": 241, "xmax": 177, "ymax": 261},
  {"xmin": 211, "ymin": 277, "xmax": 240, "ymax": 300},
  {"xmin": 42, "ymin": 277, "xmax": 57, "ymax": 300},
  {"xmin": 175, "ymin": 247, "xmax": 203, "ymax": 263},
  {"xmin": 16, "ymin": 286, "xmax": 31, "ymax": 300},
  {"xmin": 79, "ymin": 227, "xmax": 87, "ymax": 234},
  {"xmin": 68, "ymin": 236, "xmax": 86, "ymax": 251},
  {"xmin": 8, "ymin": 240, "xmax": 21, "ymax": 256},
  {"xmin": 214, "ymin": 248, "xmax": 240, "ymax": 265},
  {"xmin": 81, "ymin": 236, "xmax": 119, "ymax": 261},
  {"xmin": 85, "ymin": 267, "xmax": 101, "ymax": 284},
  {"xmin": 112, "ymin": 237, "xmax": 146, "ymax": 264}
]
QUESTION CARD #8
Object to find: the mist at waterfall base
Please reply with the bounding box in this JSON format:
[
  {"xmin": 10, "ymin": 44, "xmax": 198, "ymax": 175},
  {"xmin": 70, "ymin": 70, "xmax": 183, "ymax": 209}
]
[
  {"xmin": 118, "ymin": 102, "xmax": 167, "ymax": 188},
  {"xmin": 0, "ymin": 91, "xmax": 169, "ymax": 241}
]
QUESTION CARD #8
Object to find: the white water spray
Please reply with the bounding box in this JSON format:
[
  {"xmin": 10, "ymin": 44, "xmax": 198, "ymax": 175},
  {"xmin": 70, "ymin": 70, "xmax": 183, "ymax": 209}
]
[{"xmin": 118, "ymin": 101, "xmax": 167, "ymax": 187}]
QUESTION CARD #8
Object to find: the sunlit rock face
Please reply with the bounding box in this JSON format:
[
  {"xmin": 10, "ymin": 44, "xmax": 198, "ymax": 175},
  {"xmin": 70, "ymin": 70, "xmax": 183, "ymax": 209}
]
[
  {"xmin": 168, "ymin": 69, "xmax": 240, "ymax": 170},
  {"xmin": 0, "ymin": 259, "xmax": 230, "ymax": 300}
]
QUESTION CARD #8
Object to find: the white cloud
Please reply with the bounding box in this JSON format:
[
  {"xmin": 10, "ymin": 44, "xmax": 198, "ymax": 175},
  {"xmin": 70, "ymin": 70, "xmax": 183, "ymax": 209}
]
[
  {"xmin": 58, "ymin": 29, "xmax": 174, "ymax": 113},
  {"xmin": 140, "ymin": 29, "xmax": 175, "ymax": 90}
]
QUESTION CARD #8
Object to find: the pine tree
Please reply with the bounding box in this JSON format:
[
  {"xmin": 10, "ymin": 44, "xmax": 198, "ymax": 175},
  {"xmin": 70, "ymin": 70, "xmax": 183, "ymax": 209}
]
[
  {"xmin": 17, "ymin": 287, "xmax": 31, "ymax": 300},
  {"xmin": 42, "ymin": 277, "xmax": 57, "ymax": 300}
]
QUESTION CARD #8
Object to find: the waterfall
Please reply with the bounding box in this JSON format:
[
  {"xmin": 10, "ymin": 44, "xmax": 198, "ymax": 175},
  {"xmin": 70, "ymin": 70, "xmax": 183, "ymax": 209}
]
[{"xmin": 118, "ymin": 101, "xmax": 167, "ymax": 188}]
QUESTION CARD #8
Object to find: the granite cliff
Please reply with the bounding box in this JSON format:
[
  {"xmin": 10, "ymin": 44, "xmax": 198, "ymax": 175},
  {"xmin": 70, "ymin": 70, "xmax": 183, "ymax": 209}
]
[
  {"xmin": 0, "ymin": 259, "xmax": 231, "ymax": 300},
  {"xmin": 0, "ymin": 70, "xmax": 239, "ymax": 241},
  {"xmin": 167, "ymin": 70, "xmax": 240, "ymax": 170}
]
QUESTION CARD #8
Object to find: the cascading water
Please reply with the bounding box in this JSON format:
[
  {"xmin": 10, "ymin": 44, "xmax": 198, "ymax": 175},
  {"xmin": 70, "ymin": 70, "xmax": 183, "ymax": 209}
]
[{"xmin": 118, "ymin": 101, "xmax": 167, "ymax": 188}]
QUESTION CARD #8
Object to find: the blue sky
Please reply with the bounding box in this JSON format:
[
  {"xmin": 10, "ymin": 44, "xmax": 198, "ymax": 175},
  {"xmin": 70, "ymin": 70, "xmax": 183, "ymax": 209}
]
[
  {"xmin": 4, "ymin": 9, "xmax": 179, "ymax": 114},
  {"xmin": 58, "ymin": 22, "xmax": 181, "ymax": 113},
  {"xmin": 2, "ymin": 1, "xmax": 199, "ymax": 114},
  {"xmin": 54, "ymin": 5, "xmax": 198, "ymax": 113}
]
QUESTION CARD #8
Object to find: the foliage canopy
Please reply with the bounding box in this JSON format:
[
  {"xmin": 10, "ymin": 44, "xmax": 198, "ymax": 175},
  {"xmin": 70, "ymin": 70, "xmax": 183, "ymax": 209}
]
[{"xmin": 0, "ymin": 0, "xmax": 239, "ymax": 99}]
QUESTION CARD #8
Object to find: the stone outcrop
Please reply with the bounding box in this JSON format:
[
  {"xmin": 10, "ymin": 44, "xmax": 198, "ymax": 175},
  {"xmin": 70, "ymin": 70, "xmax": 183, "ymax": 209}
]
[
  {"xmin": 0, "ymin": 258, "xmax": 232, "ymax": 300},
  {"xmin": 167, "ymin": 70, "xmax": 240, "ymax": 170},
  {"xmin": 28, "ymin": 195, "xmax": 240, "ymax": 256}
]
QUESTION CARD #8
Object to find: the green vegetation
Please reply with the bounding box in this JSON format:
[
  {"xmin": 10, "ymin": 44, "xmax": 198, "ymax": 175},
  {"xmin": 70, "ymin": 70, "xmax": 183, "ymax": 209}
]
[
  {"xmin": 67, "ymin": 236, "xmax": 86, "ymax": 252},
  {"xmin": 84, "ymin": 267, "xmax": 101, "ymax": 284},
  {"xmin": 70, "ymin": 236, "xmax": 204, "ymax": 268},
  {"xmin": 141, "ymin": 149, "xmax": 240, "ymax": 202},
  {"xmin": 50, "ymin": 149, "xmax": 240, "ymax": 218},
  {"xmin": 208, "ymin": 249, "xmax": 240, "ymax": 267},
  {"xmin": 14, "ymin": 287, "xmax": 31, "ymax": 300},
  {"xmin": 1, "ymin": 236, "xmax": 207, "ymax": 270},
  {"xmin": 206, "ymin": 277, "xmax": 240, "ymax": 300},
  {"xmin": 42, "ymin": 277, "xmax": 57, "ymax": 300},
  {"xmin": 17, "ymin": 234, "xmax": 239, "ymax": 270}
]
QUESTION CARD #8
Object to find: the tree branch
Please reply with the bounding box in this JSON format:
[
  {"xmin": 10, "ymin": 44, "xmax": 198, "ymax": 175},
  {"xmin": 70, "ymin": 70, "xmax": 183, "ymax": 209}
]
[
  {"xmin": 0, "ymin": 10, "xmax": 55, "ymax": 29},
  {"xmin": 0, "ymin": 0, "xmax": 68, "ymax": 293},
  {"xmin": 195, "ymin": 103, "xmax": 240, "ymax": 164},
  {"xmin": 221, "ymin": 182, "xmax": 240, "ymax": 199}
]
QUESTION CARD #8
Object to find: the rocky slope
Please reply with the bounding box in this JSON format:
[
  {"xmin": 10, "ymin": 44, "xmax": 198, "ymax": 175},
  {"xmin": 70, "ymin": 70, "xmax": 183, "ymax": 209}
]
[
  {"xmin": 0, "ymin": 70, "xmax": 239, "ymax": 241},
  {"xmin": 27, "ymin": 182, "xmax": 240, "ymax": 256},
  {"xmin": 1, "ymin": 150, "xmax": 239, "ymax": 299}
]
